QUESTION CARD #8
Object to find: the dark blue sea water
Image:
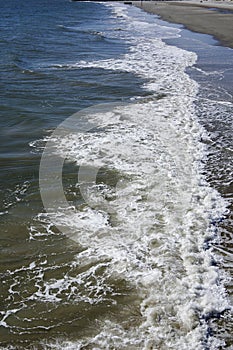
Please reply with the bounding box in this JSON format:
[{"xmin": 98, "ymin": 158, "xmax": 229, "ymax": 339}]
[{"xmin": 0, "ymin": 0, "xmax": 232, "ymax": 349}]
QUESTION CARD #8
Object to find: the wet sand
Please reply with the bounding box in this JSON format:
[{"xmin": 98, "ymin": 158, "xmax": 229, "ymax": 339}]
[{"xmin": 133, "ymin": 1, "xmax": 233, "ymax": 48}]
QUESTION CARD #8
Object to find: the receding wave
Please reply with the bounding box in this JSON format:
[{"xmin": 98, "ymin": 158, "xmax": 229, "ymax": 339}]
[
  {"xmin": 31, "ymin": 3, "xmax": 230, "ymax": 349},
  {"xmin": 1, "ymin": 2, "xmax": 231, "ymax": 349}
]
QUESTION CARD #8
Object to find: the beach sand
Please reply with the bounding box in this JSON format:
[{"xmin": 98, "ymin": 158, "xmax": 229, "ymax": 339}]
[{"xmin": 132, "ymin": 1, "xmax": 233, "ymax": 48}]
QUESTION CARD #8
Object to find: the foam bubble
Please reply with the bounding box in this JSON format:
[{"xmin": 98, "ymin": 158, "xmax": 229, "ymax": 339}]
[{"xmin": 26, "ymin": 2, "xmax": 231, "ymax": 349}]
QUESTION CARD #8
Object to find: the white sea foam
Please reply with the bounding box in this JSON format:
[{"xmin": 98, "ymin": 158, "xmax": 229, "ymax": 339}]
[{"xmin": 30, "ymin": 2, "xmax": 231, "ymax": 349}]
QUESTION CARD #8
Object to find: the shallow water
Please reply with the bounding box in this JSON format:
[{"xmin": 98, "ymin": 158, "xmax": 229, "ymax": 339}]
[{"xmin": 0, "ymin": 1, "xmax": 232, "ymax": 349}]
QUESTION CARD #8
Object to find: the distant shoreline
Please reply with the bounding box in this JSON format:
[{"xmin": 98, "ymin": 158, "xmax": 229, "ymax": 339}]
[{"xmin": 131, "ymin": 1, "xmax": 233, "ymax": 48}]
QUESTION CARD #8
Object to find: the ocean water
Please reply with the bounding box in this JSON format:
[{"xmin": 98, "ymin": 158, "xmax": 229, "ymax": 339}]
[{"xmin": 0, "ymin": 0, "xmax": 232, "ymax": 349}]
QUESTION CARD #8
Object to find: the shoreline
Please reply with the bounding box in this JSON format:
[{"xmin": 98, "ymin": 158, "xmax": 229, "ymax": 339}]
[{"xmin": 132, "ymin": 1, "xmax": 233, "ymax": 49}]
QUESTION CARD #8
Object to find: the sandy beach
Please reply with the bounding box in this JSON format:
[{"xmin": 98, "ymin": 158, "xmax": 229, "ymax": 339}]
[{"xmin": 133, "ymin": 1, "xmax": 233, "ymax": 48}]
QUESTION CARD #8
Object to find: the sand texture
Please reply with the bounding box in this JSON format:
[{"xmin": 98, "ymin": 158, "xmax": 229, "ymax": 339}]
[{"xmin": 133, "ymin": 1, "xmax": 233, "ymax": 48}]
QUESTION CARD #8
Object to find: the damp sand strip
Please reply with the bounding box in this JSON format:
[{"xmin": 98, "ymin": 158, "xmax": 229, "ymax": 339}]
[{"xmin": 132, "ymin": 0, "xmax": 233, "ymax": 49}]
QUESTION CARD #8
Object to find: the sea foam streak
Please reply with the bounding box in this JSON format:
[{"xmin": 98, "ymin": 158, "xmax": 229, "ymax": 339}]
[{"xmin": 34, "ymin": 3, "xmax": 230, "ymax": 349}]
